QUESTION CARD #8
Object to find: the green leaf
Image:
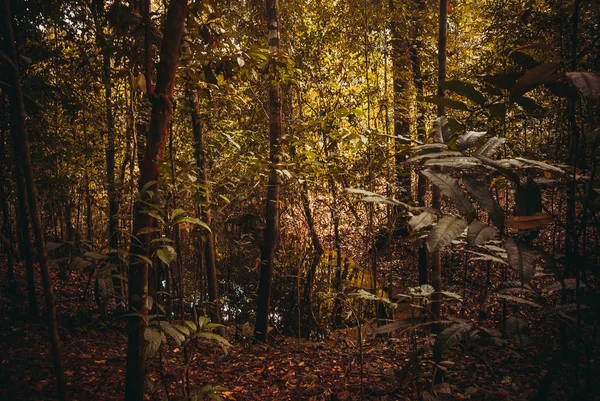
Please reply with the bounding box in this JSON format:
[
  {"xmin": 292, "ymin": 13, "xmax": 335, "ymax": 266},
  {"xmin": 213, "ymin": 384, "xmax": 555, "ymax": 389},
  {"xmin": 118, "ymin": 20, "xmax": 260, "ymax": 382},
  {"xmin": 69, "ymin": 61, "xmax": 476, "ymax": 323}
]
[
  {"xmin": 510, "ymin": 62, "xmax": 562, "ymax": 100},
  {"xmin": 424, "ymin": 95, "xmax": 470, "ymax": 111},
  {"xmin": 197, "ymin": 331, "xmax": 232, "ymax": 347},
  {"xmin": 160, "ymin": 322, "xmax": 186, "ymax": 345},
  {"xmin": 482, "ymin": 72, "xmax": 522, "ymax": 90},
  {"xmin": 184, "ymin": 320, "xmax": 198, "ymax": 332},
  {"xmin": 462, "ymin": 176, "xmax": 505, "ymax": 229},
  {"xmin": 171, "ymin": 208, "xmax": 187, "ymax": 220},
  {"xmin": 156, "ymin": 245, "xmax": 177, "ymax": 265},
  {"xmin": 505, "ymin": 237, "xmax": 537, "ymax": 283},
  {"xmin": 433, "ymin": 323, "xmax": 473, "ymax": 361},
  {"xmin": 144, "ymin": 327, "xmax": 162, "ymax": 358},
  {"xmin": 173, "ymin": 216, "xmax": 211, "ymax": 232},
  {"xmin": 496, "ymin": 294, "xmax": 542, "ymax": 308},
  {"xmin": 426, "ymin": 216, "xmax": 467, "ymax": 253},
  {"xmin": 467, "ymin": 221, "xmax": 498, "ymax": 246},
  {"xmin": 456, "ymin": 131, "xmax": 487, "ymax": 150},
  {"xmin": 84, "ymin": 251, "xmax": 107, "ymax": 260},
  {"xmin": 475, "ymin": 136, "xmax": 506, "ymax": 158},
  {"xmin": 131, "ymin": 253, "xmax": 153, "ymax": 266},
  {"xmin": 405, "ymin": 151, "xmax": 462, "ymax": 164},
  {"xmin": 565, "ymin": 71, "xmax": 600, "ymax": 100},
  {"xmin": 410, "ymin": 284, "xmax": 435, "ymax": 297},
  {"xmin": 408, "ymin": 211, "xmax": 437, "ymax": 232},
  {"xmin": 422, "ymin": 170, "xmax": 475, "ymax": 221},
  {"xmin": 465, "ymin": 250, "xmax": 508, "ymax": 265},
  {"xmin": 424, "ymin": 156, "xmax": 482, "ymax": 169},
  {"xmin": 198, "ymin": 316, "xmax": 211, "ymax": 330},
  {"xmin": 441, "ymin": 80, "xmax": 487, "ymax": 105},
  {"xmin": 433, "ymin": 116, "xmax": 451, "ymax": 144}
]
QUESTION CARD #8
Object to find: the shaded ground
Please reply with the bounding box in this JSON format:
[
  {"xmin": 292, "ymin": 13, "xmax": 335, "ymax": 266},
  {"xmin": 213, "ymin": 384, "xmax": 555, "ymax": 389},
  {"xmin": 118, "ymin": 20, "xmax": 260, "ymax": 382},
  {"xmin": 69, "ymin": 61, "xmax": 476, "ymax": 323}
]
[{"xmin": 0, "ymin": 261, "xmax": 597, "ymax": 401}]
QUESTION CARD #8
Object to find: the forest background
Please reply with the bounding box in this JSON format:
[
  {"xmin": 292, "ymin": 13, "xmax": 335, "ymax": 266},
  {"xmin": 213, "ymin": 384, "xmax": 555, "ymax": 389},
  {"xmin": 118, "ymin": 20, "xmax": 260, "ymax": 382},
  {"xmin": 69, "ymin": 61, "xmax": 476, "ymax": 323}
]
[{"xmin": 1, "ymin": 0, "xmax": 599, "ymax": 400}]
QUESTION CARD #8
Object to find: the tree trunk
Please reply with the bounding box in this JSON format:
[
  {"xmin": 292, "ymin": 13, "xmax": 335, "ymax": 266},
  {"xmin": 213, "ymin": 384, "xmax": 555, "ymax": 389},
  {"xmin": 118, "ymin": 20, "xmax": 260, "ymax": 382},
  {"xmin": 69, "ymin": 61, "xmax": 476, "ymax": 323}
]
[
  {"xmin": 254, "ymin": 0, "xmax": 283, "ymax": 342},
  {"xmin": 389, "ymin": 0, "xmax": 411, "ymax": 201},
  {"xmin": 431, "ymin": 0, "xmax": 447, "ymax": 329},
  {"xmin": 299, "ymin": 182, "xmax": 324, "ymax": 338},
  {"xmin": 410, "ymin": 0, "xmax": 428, "ymax": 286},
  {"xmin": 189, "ymin": 88, "xmax": 223, "ymax": 332},
  {"xmin": 2, "ymin": 1, "xmax": 67, "ymax": 398},
  {"xmin": 92, "ymin": 0, "xmax": 121, "ymax": 300},
  {"xmin": 125, "ymin": 1, "xmax": 188, "ymax": 400},
  {"xmin": 0, "ymin": 131, "xmax": 16, "ymax": 305}
]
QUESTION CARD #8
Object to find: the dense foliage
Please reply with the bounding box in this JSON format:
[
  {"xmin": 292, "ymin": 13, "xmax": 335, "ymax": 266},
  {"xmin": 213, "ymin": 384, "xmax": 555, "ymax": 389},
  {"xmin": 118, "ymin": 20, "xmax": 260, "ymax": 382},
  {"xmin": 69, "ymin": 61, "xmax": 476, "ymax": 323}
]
[{"xmin": 1, "ymin": 0, "xmax": 599, "ymax": 400}]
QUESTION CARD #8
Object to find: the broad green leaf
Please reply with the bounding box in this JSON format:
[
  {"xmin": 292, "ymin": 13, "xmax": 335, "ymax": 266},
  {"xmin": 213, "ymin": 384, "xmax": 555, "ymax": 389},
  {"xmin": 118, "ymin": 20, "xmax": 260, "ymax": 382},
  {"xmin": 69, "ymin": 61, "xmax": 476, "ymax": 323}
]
[
  {"xmin": 566, "ymin": 71, "xmax": 600, "ymax": 100},
  {"xmin": 467, "ymin": 221, "xmax": 498, "ymax": 246},
  {"xmin": 171, "ymin": 208, "xmax": 187, "ymax": 220},
  {"xmin": 197, "ymin": 331, "xmax": 232, "ymax": 347},
  {"xmin": 130, "ymin": 253, "xmax": 152, "ymax": 267},
  {"xmin": 482, "ymin": 72, "xmax": 522, "ymax": 90},
  {"xmin": 462, "ymin": 176, "xmax": 505, "ymax": 229},
  {"xmin": 144, "ymin": 327, "xmax": 162, "ymax": 357},
  {"xmin": 424, "ymin": 95, "xmax": 470, "ymax": 111},
  {"xmin": 433, "ymin": 323, "xmax": 473, "ymax": 361},
  {"xmin": 410, "ymin": 284, "xmax": 435, "ymax": 297},
  {"xmin": 515, "ymin": 157, "xmax": 566, "ymax": 176},
  {"xmin": 475, "ymin": 136, "xmax": 506, "ymax": 158},
  {"xmin": 198, "ymin": 316, "xmax": 211, "ymax": 330},
  {"xmin": 408, "ymin": 211, "xmax": 437, "ymax": 232},
  {"xmin": 496, "ymin": 294, "xmax": 542, "ymax": 308},
  {"xmin": 84, "ymin": 251, "xmax": 107, "ymax": 260},
  {"xmin": 422, "ymin": 170, "xmax": 475, "ymax": 221},
  {"xmin": 160, "ymin": 321, "xmax": 185, "ymax": 345},
  {"xmin": 441, "ymin": 80, "xmax": 487, "ymax": 105},
  {"xmin": 184, "ymin": 320, "xmax": 198, "ymax": 332},
  {"xmin": 465, "ymin": 250, "xmax": 508, "ymax": 265},
  {"xmin": 424, "ymin": 156, "xmax": 482, "ymax": 169},
  {"xmin": 456, "ymin": 131, "xmax": 487, "ymax": 150},
  {"xmin": 433, "ymin": 116, "xmax": 450, "ymax": 144},
  {"xmin": 510, "ymin": 62, "xmax": 562, "ymax": 100},
  {"xmin": 173, "ymin": 216, "xmax": 211, "ymax": 232},
  {"xmin": 405, "ymin": 151, "xmax": 462, "ymax": 164},
  {"xmin": 156, "ymin": 245, "xmax": 177, "ymax": 265},
  {"xmin": 505, "ymin": 237, "xmax": 537, "ymax": 283},
  {"xmin": 426, "ymin": 216, "xmax": 467, "ymax": 253}
]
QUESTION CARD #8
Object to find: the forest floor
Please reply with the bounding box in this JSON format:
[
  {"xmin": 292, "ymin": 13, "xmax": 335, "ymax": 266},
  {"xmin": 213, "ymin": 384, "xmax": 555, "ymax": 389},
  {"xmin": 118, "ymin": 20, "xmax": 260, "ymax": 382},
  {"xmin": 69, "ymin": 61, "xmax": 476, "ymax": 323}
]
[{"xmin": 0, "ymin": 261, "xmax": 597, "ymax": 401}]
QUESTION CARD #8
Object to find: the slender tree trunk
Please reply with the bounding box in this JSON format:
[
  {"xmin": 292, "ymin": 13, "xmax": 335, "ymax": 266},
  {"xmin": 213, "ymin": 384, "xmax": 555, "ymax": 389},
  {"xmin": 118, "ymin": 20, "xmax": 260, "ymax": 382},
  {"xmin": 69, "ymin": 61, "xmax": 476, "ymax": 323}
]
[
  {"xmin": 410, "ymin": 0, "xmax": 428, "ymax": 285},
  {"xmin": 125, "ymin": 1, "xmax": 188, "ymax": 400},
  {"xmin": 430, "ymin": 0, "xmax": 448, "ymax": 330},
  {"xmin": 0, "ymin": 131, "xmax": 16, "ymax": 302},
  {"xmin": 189, "ymin": 88, "xmax": 223, "ymax": 332},
  {"xmin": 254, "ymin": 0, "xmax": 283, "ymax": 342},
  {"xmin": 299, "ymin": 182, "xmax": 324, "ymax": 338},
  {"xmin": 2, "ymin": 1, "xmax": 67, "ymax": 398},
  {"xmin": 92, "ymin": 0, "xmax": 121, "ymax": 300},
  {"xmin": 389, "ymin": 0, "xmax": 411, "ymax": 201}
]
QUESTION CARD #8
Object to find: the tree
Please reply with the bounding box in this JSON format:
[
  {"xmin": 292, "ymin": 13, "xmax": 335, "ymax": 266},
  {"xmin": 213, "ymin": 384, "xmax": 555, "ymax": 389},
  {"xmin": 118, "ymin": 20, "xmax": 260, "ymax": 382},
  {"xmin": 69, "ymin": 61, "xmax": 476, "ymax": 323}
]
[
  {"xmin": 1, "ymin": 0, "xmax": 66, "ymax": 399},
  {"xmin": 125, "ymin": 1, "xmax": 189, "ymax": 399},
  {"xmin": 254, "ymin": 0, "xmax": 283, "ymax": 342}
]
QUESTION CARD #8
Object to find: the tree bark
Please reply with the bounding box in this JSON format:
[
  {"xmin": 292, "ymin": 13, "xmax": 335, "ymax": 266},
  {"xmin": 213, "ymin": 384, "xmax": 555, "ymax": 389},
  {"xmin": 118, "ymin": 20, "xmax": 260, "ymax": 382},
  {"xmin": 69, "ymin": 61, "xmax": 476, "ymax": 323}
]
[
  {"xmin": 431, "ymin": 0, "xmax": 447, "ymax": 327},
  {"xmin": 92, "ymin": 0, "xmax": 121, "ymax": 300},
  {"xmin": 2, "ymin": 1, "xmax": 67, "ymax": 398},
  {"xmin": 125, "ymin": 1, "xmax": 188, "ymax": 400},
  {"xmin": 254, "ymin": 0, "xmax": 283, "ymax": 342},
  {"xmin": 389, "ymin": 0, "xmax": 411, "ymax": 201},
  {"xmin": 410, "ymin": 0, "xmax": 428, "ymax": 285},
  {"xmin": 189, "ymin": 88, "xmax": 223, "ymax": 332},
  {"xmin": 299, "ymin": 182, "xmax": 324, "ymax": 338}
]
